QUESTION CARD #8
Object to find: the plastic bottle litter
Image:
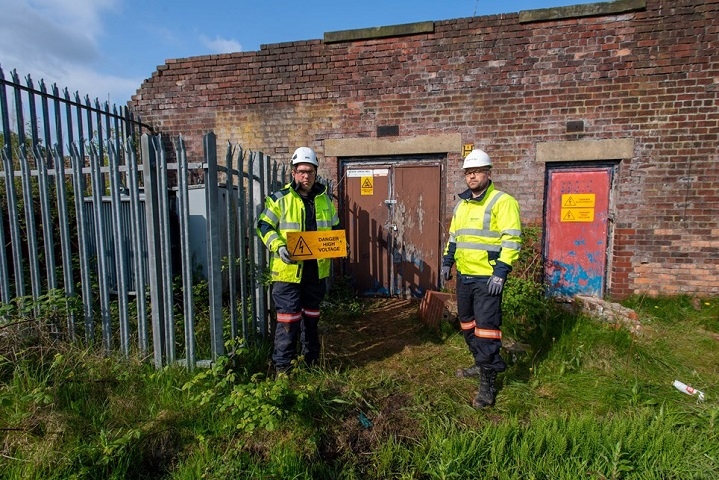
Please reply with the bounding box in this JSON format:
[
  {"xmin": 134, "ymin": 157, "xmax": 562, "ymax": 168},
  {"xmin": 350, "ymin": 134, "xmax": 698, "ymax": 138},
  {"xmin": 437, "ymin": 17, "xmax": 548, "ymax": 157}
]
[{"xmin": 673, "ymin": 379, "xmax": 705, "ymax": 402}]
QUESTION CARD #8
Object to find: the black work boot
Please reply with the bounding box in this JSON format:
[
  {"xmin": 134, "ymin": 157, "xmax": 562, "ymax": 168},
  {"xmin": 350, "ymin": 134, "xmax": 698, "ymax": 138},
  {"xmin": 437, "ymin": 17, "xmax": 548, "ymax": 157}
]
[
  {"xmin": 472, "ymin": 367, "xmax": 498, "ymax": 408},
  {"xmin": 456, "ymin": 364, "xmax": 482, "ymax": 378}
]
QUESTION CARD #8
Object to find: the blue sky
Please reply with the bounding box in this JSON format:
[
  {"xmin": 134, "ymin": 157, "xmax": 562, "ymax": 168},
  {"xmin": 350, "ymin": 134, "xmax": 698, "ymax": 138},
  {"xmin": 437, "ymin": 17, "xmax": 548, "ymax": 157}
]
[{"xmin": 1, "ymin": 0, "xmax": 599, "ymax": 106}]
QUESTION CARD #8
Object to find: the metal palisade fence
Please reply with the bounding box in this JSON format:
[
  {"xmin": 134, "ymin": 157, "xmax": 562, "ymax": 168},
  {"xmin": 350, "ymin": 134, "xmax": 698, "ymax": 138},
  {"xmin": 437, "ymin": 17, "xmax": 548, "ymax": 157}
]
[{"xmin": 0, "ymin": 66, "xmax": 286, "ymax": 368}]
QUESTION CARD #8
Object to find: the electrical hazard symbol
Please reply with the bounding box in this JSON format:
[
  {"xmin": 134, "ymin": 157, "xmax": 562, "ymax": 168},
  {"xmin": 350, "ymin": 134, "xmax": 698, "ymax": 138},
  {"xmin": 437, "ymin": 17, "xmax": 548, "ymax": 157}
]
[
  {"xmin": 361, "ymin": 176, "xmax": 374, "ymax": 196},
  {"xmin": 290, "ymin": 237, "xmax": 313, "ymax": 258},
  {"xmin": 286, "ymin": 230, "xmax": 348, "ymax": 260}
]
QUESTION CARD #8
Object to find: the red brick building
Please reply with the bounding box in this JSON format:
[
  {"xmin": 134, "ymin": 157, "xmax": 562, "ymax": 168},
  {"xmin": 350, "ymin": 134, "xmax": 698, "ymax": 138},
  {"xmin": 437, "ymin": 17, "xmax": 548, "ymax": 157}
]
[{"xmin": 130, "ymin": 0, "xmax": 718, "ymax": 300}]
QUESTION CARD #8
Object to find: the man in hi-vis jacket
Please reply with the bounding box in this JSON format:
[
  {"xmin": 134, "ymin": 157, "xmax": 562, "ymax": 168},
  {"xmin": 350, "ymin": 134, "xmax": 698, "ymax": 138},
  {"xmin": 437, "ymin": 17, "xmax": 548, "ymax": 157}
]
[
  {"xmin": 256, "ymin": 147, "xmax": 340, "ymax": 374},
  {"xmin": 442, "ymin": 148, "xmax": 522, "ymax": 408}
]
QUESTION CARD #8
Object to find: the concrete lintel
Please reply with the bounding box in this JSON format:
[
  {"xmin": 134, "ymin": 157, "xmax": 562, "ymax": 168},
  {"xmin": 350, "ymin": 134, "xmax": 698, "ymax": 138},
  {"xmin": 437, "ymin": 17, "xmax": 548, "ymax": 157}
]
[
  {"xmin": 324, "ymin": 21, "xmax": 435, "ymax": 44},
  {"xmin": 536, "ymin": 138, "xmax": 635, "ymax": 163},
  {"xmin": 324, "ymin": 134, "xmax": 461, "ymax": 157},
  {"xmin": 519, "ymin": 0, "xmax": 646, "ymax": 24}
]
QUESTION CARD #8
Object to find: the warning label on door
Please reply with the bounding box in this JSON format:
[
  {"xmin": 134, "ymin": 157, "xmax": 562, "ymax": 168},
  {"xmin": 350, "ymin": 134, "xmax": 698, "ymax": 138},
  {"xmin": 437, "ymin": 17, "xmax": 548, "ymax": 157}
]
[
  {"xmin": 361, "ymin": 176, "xmax": 373, "ymax": 196},
  {"xmin": 560, "ymin": 193, "xmax": 596, "ymax": 222},
  {"xmin": 562, "ymin": 193, "xmax": 595, "ymax": 208},
  {"xmin": 286, "ymin": 230, "xmax": 348, "ymax": 260}
]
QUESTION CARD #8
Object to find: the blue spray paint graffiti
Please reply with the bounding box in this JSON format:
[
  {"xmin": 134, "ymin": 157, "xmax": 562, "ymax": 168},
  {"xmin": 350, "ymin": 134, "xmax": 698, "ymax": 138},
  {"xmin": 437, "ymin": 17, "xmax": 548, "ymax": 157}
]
[{"xmin": 547, "ymin": 260, "xmax": 603, "ymax": 298}]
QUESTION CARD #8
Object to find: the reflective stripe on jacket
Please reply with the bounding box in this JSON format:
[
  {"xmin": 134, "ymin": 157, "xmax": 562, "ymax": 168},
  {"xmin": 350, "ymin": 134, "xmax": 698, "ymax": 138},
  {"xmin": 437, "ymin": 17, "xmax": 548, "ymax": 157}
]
[
  {"xmin": 443, "ymin": 182, "xmax": 522, "ymax": 276},
  {"xmin": 256, "ymin": 182, "xmax": 339, "ymax": 283}
]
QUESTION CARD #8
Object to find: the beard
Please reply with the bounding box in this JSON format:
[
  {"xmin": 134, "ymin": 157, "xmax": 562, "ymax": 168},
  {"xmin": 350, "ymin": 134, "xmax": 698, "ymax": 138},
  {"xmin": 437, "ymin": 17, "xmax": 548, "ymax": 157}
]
[{"xmin": 469, "ymin": 178, "xmax": 490, "ymax": 196}]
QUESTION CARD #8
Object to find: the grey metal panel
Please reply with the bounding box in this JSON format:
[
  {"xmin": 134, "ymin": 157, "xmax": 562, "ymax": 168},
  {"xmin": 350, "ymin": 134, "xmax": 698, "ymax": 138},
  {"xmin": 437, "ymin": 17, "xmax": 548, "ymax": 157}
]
[{"xmin": 82, "ymin": 196, "xmax": 148, "ymax": 295}]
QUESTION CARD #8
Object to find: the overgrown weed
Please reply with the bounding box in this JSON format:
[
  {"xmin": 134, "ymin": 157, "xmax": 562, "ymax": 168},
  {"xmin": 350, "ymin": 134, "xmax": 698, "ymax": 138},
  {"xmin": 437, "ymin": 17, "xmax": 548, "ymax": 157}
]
[{"xmin": 2, "ymin": 278, "xmax": 719, "ymax": 478}]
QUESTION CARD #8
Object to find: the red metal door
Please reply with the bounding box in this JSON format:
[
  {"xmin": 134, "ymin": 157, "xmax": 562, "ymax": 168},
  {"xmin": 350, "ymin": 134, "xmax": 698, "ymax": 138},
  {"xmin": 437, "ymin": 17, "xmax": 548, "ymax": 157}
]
[
  {"xmin": 344, "ymin": 163, "xmax": 441, "ymax": 297},
  {"xmin": 544, "ymin": 166, "xmax": 613, "ymax": 298}
]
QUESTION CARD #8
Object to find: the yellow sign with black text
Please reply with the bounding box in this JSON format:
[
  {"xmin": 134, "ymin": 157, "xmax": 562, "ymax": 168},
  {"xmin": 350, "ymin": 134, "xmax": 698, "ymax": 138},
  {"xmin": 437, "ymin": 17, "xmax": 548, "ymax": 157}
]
[
  {"xmin": 562, "ymin": 193, "xmax": 595, "ymax": 208},
  {"xmin": 286, "ymin": 230, "xmax": 348, "ymax": 260}
]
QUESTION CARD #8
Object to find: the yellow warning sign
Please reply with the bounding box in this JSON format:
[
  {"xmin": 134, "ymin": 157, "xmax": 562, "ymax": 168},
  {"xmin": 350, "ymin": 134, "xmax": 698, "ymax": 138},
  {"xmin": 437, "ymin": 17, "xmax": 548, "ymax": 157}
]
[
  {"xmin": 561, "ymin": 208, "xmax": 594, "ymax": 222},
  {"xmin": 462, "ymin": 143, "xmax": 474, "ymax": 157},
  {"xmin": 562, "ymin": 193, "xmax": 595, "ymax": 208},
  {"xmin": 560, "ymin": 193, "xmax": 596, "ymax": 222},
  {"xmin": 361, "ymin": 176, "xmax": 373, "ymax": 196},
  {"xmin": 286, "ymin": 230, "xmax": 348, "ymax": 260}
]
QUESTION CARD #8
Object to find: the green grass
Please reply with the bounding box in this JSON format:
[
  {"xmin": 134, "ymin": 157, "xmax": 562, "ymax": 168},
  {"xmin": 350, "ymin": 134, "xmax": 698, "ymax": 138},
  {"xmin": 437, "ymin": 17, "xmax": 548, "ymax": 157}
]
[{"xmin": 1, "ymin": 294, "xmax": 718, "ymax": 479}]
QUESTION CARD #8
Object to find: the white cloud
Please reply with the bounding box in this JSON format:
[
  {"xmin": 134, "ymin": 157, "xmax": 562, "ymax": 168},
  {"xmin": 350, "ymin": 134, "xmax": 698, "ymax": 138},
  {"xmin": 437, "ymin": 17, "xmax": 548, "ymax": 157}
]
[
  {"xmin": 200, "ymin": 35, "xmax": 242, "ymax": 55},
  {"xmin": 0, "ymin": 0, "xmax": 136, "ymax": 104}
]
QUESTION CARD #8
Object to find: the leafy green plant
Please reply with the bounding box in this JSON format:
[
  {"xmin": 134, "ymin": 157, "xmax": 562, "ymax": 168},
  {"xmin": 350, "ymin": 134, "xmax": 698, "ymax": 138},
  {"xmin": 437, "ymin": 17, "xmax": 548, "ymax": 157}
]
[
  {"xmin": 502, "ymin": 226, "xmax": 546, "ymax": 324},
  {"xmin": 182, "ymin": 346, "xmax": 313, "ymax": 435}
]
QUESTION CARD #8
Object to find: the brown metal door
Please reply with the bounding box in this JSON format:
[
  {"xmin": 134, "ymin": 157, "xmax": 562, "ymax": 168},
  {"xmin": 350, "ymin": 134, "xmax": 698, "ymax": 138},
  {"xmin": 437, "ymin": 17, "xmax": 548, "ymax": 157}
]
[{"xmin": 344, "ymin": 163, "xmax": 441, "ymax": 297}]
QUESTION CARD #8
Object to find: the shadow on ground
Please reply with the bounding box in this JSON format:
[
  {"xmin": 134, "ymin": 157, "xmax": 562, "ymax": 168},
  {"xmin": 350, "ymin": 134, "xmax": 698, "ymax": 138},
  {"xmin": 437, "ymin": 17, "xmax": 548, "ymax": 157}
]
[{"xmin": 321, "ymin": 297, "xmax": 427, "ymax": 370}]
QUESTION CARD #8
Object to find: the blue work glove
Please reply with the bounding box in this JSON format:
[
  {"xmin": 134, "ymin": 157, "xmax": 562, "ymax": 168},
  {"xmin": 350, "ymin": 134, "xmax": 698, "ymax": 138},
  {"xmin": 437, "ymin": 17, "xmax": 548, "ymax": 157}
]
[
  {"xmin": 441, "ymin": 265, "xmax": 452, "ymax": 281},
  {"xmin": 278, "ymin": 246, "xmax": 295, "ymax": 264}
]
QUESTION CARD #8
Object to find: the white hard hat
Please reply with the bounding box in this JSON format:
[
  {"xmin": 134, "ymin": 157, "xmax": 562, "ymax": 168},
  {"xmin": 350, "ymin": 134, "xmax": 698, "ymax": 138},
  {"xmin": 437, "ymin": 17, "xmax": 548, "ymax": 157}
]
[
  {"xmin": 462, "ymin": 149, "xmax": 492, "ymax": 169},
  {"xmin": 291, "ymin": 147, "xmax": 318, "ymax": 167}
]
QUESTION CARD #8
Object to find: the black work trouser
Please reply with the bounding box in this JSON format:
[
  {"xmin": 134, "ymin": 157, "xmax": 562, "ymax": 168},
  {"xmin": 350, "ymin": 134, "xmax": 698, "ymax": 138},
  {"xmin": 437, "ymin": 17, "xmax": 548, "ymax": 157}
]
[
  {"xmin": 271, "ymin": 267, "xmax": 326, "ymax": 369},
  {"xmin": 456, "ymin": 273, "xmax": 506, "ymax": 373}
]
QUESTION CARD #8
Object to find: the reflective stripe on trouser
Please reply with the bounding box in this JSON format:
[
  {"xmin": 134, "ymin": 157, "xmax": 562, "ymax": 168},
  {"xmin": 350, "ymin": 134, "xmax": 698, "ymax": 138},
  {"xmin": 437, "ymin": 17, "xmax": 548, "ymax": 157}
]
[
  {"xmin": 456, "ymin": 273, "xmax": 506, "ymax": 372},
  {"xmin": 271, "ymin": 279, "xmax": 326, "ymax": 369}
]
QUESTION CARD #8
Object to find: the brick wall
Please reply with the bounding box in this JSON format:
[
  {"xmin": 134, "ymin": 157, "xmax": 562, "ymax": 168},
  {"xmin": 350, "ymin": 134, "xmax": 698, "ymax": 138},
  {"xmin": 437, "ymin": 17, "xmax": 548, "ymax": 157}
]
[{"xmin": 130, "ymin": 0, "xmax": 719, "ymax": 299}]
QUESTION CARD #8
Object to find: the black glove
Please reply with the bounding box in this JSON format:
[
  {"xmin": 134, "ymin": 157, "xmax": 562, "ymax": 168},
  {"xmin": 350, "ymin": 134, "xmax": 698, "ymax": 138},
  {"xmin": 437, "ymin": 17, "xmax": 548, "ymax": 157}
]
[
  {"xmin": 278, "ymin": 246, "xmax": 295, "ymax": 264},
  {"xmin": 487, "ymin": 275, "xmax": 505, "ymax": 296},
  {"xmin": 441, "ymin": 265, "xmax": 452, "ymax": 281},
  {"xmin": 487, "ymin": 261, "xmax": 511, "ymax": 296}
]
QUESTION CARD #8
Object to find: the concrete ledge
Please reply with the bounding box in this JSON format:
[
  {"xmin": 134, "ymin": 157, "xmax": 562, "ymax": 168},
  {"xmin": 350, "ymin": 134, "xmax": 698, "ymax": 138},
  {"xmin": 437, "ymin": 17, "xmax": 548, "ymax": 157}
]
[
  {"xmin": 325, "ymin": 133, "xmax": 461, "ymax": 157},
  {"xmin": 573, "ymin": 295, "xmax": 641, "ymax": 334},
  {"xmin": 519, "ymin": 0, "xmax": 646, "ymax": 24},
  {"xmin": 536, "ymin": 138, "xmax": 635, "ymax": 163},
  {"xmin": 324, "ymin": 21, "xmax": 434, "ymax": 44}
]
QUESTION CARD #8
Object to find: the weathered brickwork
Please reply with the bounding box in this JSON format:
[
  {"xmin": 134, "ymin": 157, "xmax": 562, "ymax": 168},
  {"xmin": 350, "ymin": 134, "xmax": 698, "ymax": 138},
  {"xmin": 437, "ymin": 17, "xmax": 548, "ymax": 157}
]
[{"xmin": 131, "ymin": 0, "xmax": 719, "ymax": 299}]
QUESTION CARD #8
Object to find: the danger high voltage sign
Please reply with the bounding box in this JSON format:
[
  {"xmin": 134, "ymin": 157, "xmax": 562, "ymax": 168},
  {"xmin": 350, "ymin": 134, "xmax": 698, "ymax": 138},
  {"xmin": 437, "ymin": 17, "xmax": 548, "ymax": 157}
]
[{"xmin": 286, "ymin": 230, "xmax": 348, "ymax": 260}]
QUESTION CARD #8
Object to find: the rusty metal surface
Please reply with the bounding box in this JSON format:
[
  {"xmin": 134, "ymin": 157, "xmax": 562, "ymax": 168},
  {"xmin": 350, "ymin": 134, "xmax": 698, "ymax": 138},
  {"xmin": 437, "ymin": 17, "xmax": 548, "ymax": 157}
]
[
  {"xmin": 345, "ymin": 166, "xmax": 392, "ymax": 295},
  {"xmin": 344, "ymin": 162, "xmax": 442, "ymax": 297},
  {"xmin": 391, "ymin": 165, "xmax": 441, "ymax": 298}
]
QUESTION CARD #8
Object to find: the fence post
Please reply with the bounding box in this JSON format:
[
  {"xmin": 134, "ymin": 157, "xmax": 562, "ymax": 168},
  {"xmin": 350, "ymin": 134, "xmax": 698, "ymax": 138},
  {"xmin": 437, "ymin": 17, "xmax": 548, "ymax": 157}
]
[
  {"xmin": 108, "ymin": 142, "xmax": 130, "ymax": 355},
  {"xmin": 224, "ymin": 142, "xmax": 237, "ymax": 343},
  {"xmin": 125, "ymin": 138, "xmax": 149, "ymax": 354},
  {"xmin": 142, "ymin": 133, "xmax": 166, "ymax": 368},
  {"xmin": 204, "ymin": 132, "xmax": 224, "ymax": 360},
  {"xmin": 89, "ymin": 143, "xmax": 113, "ymax": 350},
  {"xmin": 175, "ymin": 136, "xmax": 195, "ymax": 369}
]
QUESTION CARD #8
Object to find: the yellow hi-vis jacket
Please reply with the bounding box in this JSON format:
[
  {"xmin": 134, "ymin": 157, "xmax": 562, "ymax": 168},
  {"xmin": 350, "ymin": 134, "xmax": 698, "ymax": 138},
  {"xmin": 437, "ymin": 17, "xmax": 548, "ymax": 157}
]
[
  {"xmin": 443, "ymin": 182, "xmax": 522, "ymax": 276},
  {"xmin": 256, "ymin": 181, "xmax": 339, "ymax": 283}
]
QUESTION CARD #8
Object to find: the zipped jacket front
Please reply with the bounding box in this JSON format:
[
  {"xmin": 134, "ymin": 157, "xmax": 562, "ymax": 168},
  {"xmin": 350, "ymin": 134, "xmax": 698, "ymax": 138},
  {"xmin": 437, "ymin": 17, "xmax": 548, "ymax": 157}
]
[{"xmin": 443, "ymin": 182, "xmax": 522, "ymax": 276}]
